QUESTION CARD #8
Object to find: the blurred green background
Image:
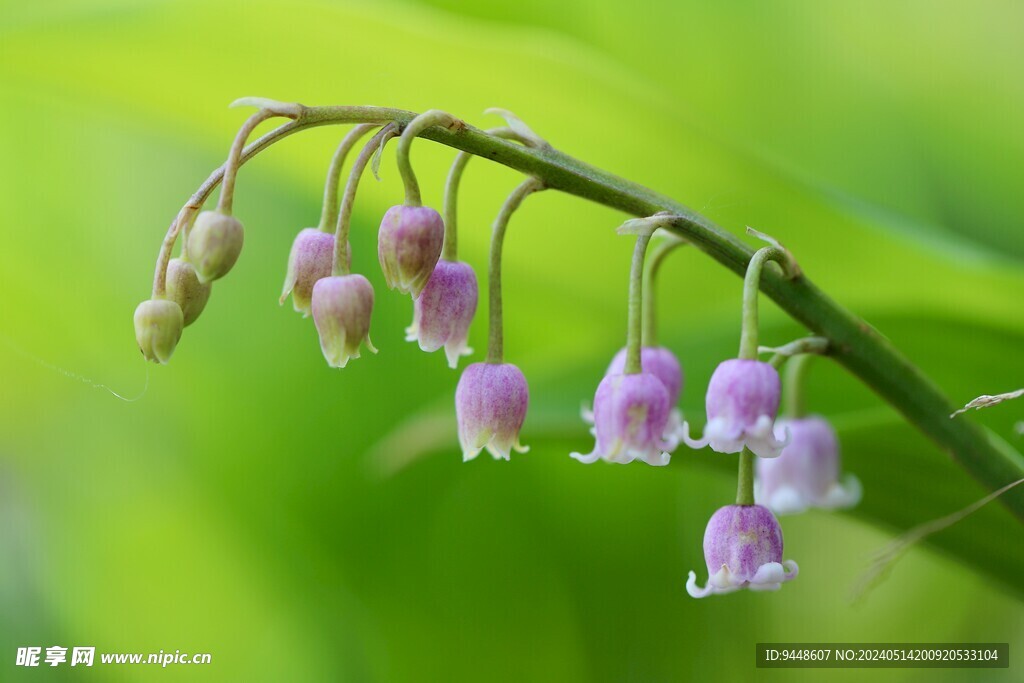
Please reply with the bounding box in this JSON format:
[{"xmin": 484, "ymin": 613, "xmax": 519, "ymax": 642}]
[{"xmin": 1, "ymin": 0, "xmax": 1023, "ymax": 680}]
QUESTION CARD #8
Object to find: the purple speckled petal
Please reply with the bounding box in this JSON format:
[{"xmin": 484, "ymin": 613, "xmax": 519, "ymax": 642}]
[
  {"xmin": 571, "ymin": 372, "xmax": 673, "ymax": 466},
  {"xmin": 455, "ymin": 362, "xmax": 529, "ymax": 461},
  {"xmin": 406, "ymin": 259, "xmax": 478, "ymax": 368},
  {"xmin": 685, "ymin": 359, "xmax": 782, "ymax": 454},
  {"xmin": 378, "ymin": 205, "xmax": 445, "ymax": 298},
  {"xmin": 757, "ymin": 416, "xmax": 861, "ymax": 513},
  {"xmin": 281, "ymin": 228, "xmax": 335, "ymax": 316},
  {"xmin": 686, "ymin": 504, "xmax": 797, "ymax": 598}
]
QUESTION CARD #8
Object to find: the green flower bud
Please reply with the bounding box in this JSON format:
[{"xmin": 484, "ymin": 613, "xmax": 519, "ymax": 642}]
[
  {"xmin": 133, "ymin": 299, "xmax": 184, "ymax": 364},
  {"xmin": 165, "ymin": 258, "xmax": 212, "ymax": 326},
  {"xmin": 187, "ymin": 210, "xmax": 244, "ymax": 283}
]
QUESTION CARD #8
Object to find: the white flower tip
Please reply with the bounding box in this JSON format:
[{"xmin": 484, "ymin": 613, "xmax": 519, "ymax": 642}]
[
  {"xmin": 823, "ymin": 474, "xmax": 862, "ymax": 509},
  {"xmin": 686, "ymin": 571, "xmax": 713, "ymax": 598},
  {"xmin": 570, "ymin": 450, "xmax": 599, "ymax": 464},
  {"xmin": 680, "ymin": 421, "xmax": 710, "ymax": 450}
]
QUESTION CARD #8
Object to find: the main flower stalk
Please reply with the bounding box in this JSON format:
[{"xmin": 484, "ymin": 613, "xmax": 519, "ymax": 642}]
[{"xmin": 147, "ymin": 103, "xmax": 1024, "ymax": 523}]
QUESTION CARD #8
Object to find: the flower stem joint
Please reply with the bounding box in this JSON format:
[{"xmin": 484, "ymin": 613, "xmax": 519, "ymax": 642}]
[
  {"xmin": 455, "ymin": 362, "xmax": 529, "ymax": 461},
  {"xmin": 687, "ymin": 504, "xmax": 798, "ymax": 597},
  {"xmin": 311, "ymin": 275, "xmax": 376, "ymax": 368}
]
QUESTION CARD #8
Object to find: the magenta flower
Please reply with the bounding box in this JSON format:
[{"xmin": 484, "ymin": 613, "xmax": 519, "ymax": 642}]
[
  {"xmin": 687, "ymin": 504, "xmax": 798, "ymax": 598},
  {"xmin": 455, "ymin": 362, "xmax": 529, "ymax": 461},
  {"xmin": 280, "ymin": 228, "xmax": 335, "ymax": 316},
  {"xmin": 378, "ymin": 205, "xmax": 445, "ymax": 298},
  {"xmin": 572, "ymin": 372, "xmax": 674, "ymax": 466},
  {"xmin": 598, "ymin": 345, "xmax": 684, "ymax": 438},
  {"xmin": 311, "ymin": 275, "xmax": 376, "ymax": 368},
  {"xmin": 683, "ymin": 359, "xmax": 787, "ymax": 458},
  {"xmin": 406, "ymin": 259, "xmax": 478, "ymax": 368},
  {"xmin": 756, "ymin": 416, "xmax": 861, "ymax": 514}
]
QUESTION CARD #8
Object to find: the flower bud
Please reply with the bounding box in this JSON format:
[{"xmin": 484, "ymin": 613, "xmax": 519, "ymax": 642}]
[
  {"xmin": 280, "ymin": 228, "xmax": 335, "ymax": 316},
  {"xmin": 311, "ymin": 275, "xmax": 376, "ymax": 368},
  {"xmin": 133, "ymin": 298, "xmax": 184, "ymax": 364},
  {"xmin": 455, "ymin": 362, "xmax": 529, "ymax": 461},
  {"xmin": 687, "ymin": 504, "xmax": 798, "ymax": 598},
  {"xmin": 405, "ymin": 259, "xmax": 478, "ymax": 368},
  {"xmin": 377, "ymin": 205, "xmax": 444, "ymax": 298},
  {"xmin": 756, "ymin": 416, "xmax": 861, "ymax": 514},
  {"xmin": 573, "ymin": 372, "xmax": 674, "ymax": 466},
  {"xmin": 683, "ymin": 359, "xmax": 786, "ymax": 458},
  {"xmin": 165, "ymin": 258, "xmax": 212, "ymax": 327},
  {"xmin": 187, "ymin": 210, "xmax": 244, "ymax": 283}
]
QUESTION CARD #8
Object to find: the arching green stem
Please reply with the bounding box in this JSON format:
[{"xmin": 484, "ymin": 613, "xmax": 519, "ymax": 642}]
[
  {"xmin": 785, "ymin": 353, "xmax": 813, "ymax": 418},
  {"xmin": 642, "ymin": 236, "xmax": 686, "ymax": 346},
  {"xmin": 486, "ymin": 178, "xmax": 545, "ymax": 364},
  {"xmin": 625, "ymin": 234, "xmax": 652, "ymax": 374},
  {"xmin": 332, "ymin": 124, "xmax": 400, "ymax": 276},
  {"xmin": 443, "ymin": 127, "xmax": 526, "ymax": 261},
  {"xmin": 396, "ymin": 110, "xmax": 461, "ymax": 207},
  {"xmin": 738, "ymin": 246, "xmax": 794, "ymax": 360},
  {"xmin": 317, "ymin": 124, "xmax": 377, "ymax": 233},
  {"xmin": 217, "ymin": 109, "xmax": 278, "ymax": 215},
  {"xmin": 149, "ymin": 105, "xmax": 1024, "ymax": 523}
]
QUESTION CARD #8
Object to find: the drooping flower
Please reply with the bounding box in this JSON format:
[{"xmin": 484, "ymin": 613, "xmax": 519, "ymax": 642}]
[
  {"xmin": 165, "ymin": 258, "xmax": 211, "ymax": 327},
  {"xmin": 187, "ymin": 210, "xmax": 245, "ymax": 283},
  {"xmin": 756, "ymin": 416, "xmax": 861, "ymax": 514},
  {"xmin": 683, "ymin": 359, "xmax": 787, "ymax": 458},
  {"xmin": 378, "ymin": 205, "xmax": 445, "ymax": 298},
  {"xmin": 310, "ymin": 275, "xmax": 376, "ymax": 368},
  {"xmin": 598, "ymin": 345, "xmax": 684, "ymax": 438},
  {"xmin": 133, "ymin": 299, "xmax": 184, "ymax": 364},
  {"xmin": 280, "ymin": 228, "xmax": 335, "ymax": 316},
  {"xmin": 405, "ymin": 259, "xmax": 478, "ymax": 368},
  {"xmin": 455, "ymin": 362, "xmax": 529, "ymax": 461},
  {"xmin": 572, "ymin": 372, "xmax": 674, "ymax": 466},
  {"xmin": 687, "ymin": 504, "xmax": 798, "ymax": 597}
]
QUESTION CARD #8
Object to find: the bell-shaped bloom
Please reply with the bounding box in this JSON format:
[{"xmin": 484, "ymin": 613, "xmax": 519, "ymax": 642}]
[
  {"xmin": 601, "ymin": 346, "xmax": 684, "ymax": 438},
  {"xmin": 683, "ymin": 359, "xmax": 787, "ymax": 458},
  {"xmin": 165, "ymin": 258, "xmax": 211, "ymax": 327},
  {"xmin": 756, "ymin": 416, "xmax": 862, "ymax": 514},
  {"xmin": 405, "ymin": 259, "xmax": 478, "ymax": 368},
  {"xmin": 133, "ymin": 298, "xmax": 184, "ymax": 364},
  {"xmin": 280, "ymin": 228, "xmax": 335, "ymax": 316},
  {"xmin": 311, "ymin": 275, "xmax": 376, "ymax": 368},
  {"xmin": 687, "ymin": 504, "xmax": 798, "ymax": 598},
  {"xmin": 572, "ymin": 372, "xmax": 675, "ymax": 466},
  {"xmin": 378, "ymin": 205, "xmax": 445, "ymax": 298},
  {"xmin": 187, "ymin": 210, "xmax": 244, "ymax": 283},
  {"xmin": 455, "ymin": 362, "xmax": 529, "ymax": 461}
]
